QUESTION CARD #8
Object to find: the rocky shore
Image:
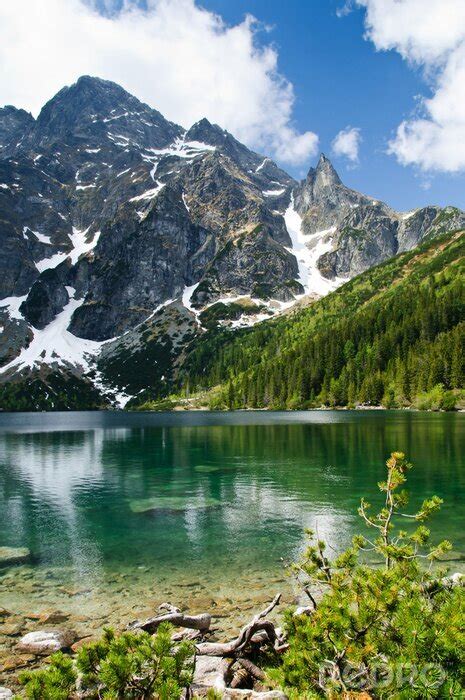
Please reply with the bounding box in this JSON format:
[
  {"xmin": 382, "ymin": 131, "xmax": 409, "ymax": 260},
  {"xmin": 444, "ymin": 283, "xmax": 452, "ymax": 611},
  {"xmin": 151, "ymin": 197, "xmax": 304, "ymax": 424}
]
[
  {"xmin": 0, "ymin": 595, "xmax": 291, "ymax": 698},
  {"xmin": 0, "ymin": 558, "xmax": 296, "ymax": 697}
]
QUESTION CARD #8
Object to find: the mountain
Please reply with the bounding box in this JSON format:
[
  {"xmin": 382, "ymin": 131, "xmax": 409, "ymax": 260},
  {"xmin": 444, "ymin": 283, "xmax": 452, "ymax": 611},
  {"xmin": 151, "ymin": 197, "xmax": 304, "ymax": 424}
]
[
  {"xmin": 145, "ymin": 228, "xmax": 465, "ymax": 411},
  {"xmin": 0, "ymin": 76, "xmax": 463, "ymax": 410}
]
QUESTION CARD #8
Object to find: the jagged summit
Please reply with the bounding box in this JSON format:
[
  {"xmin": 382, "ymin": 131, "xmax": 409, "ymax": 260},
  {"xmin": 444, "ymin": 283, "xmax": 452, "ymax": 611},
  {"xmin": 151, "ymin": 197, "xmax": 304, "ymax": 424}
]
[
  {"xmin": 305, "ymin": 153, "xmax": 342, "ymax": 188},
  {"xmin": 18, "ymin": 75, "xmax": 182, "ymax": 153},
  {"xmin": 186, "ymin": 117, "xmax": 224, "ymax": 140},
  {"xmin": 36, "ymin": 76, "xmax": 169, "ymax": 130},
  {"xmin": 184, "ymin": 116, "xmax": 292, "ymax": 185}
]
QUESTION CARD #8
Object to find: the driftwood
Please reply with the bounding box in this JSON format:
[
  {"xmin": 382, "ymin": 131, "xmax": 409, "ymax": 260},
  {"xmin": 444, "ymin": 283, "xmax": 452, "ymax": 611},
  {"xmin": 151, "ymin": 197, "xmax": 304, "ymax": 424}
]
[
  {"xmin": 129, "ymin": 603, "xmax": 211, "ymax": 634},
  {"xmin": 128, "ymin": 596, "xmax": 287, "ymax": 696},
  {"xmin": 195, "ymin": 594, "xmax": 288, "ymax": 657},
  {"xmin": 237, "ymin": 657, "xmax": 266, "ymax": 681}
]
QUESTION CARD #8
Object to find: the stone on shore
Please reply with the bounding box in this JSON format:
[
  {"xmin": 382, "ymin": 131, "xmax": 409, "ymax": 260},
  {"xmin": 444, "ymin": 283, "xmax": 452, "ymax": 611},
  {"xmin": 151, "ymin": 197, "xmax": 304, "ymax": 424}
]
[
  {"xmin": 0, "ymin": 547, "xmax": 30, "ymax": 566},
  {"xmin": 0, "ymin": 688, "xmax": 13, "ymax": 699},
  {"xmin": 17, "ymin": 629, "xmax": 75, "ymax": 655},
  {"xmin": 191, "ymin": 655, "xmax": 232, "ymax": 695}
]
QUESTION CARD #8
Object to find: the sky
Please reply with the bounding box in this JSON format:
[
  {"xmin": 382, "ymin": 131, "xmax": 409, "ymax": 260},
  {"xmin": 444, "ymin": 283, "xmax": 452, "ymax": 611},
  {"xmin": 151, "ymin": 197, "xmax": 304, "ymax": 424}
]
[{"xmin": 1, "ymin": 0, "xmax": 465, "ymax": 210}]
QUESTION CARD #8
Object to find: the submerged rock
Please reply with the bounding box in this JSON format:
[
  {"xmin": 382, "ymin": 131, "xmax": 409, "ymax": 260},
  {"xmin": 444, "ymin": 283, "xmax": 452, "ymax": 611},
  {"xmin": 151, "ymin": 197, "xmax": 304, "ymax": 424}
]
[
  {"xmin": 129, "ymin": 496, "xmax": 222, "ymax": 513},
  {"xmin": 17, "ymin": 629, "xmax": 75, "ymax": 655},
  {"xmin": 0, "ymin": 547, "xmax": 30, "ymax": 567},
  {"xmin": 37, "ymin": 610, "xmax": 70, "ymax": 624},
  {"xmin": 0, "ymin": 620, "xmax": 23, "ymax": 636},
  {"xmin": 1, "ymin": 655, "xmax": 35, "ymax": 672}
]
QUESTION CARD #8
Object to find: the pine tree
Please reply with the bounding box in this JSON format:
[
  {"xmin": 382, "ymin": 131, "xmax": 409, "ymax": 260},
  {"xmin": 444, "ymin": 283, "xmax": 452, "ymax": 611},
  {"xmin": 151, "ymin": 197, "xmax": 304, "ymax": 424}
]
[{"xmin": 271, "ymin": 453, "xmax": 462, "ymax": 698}]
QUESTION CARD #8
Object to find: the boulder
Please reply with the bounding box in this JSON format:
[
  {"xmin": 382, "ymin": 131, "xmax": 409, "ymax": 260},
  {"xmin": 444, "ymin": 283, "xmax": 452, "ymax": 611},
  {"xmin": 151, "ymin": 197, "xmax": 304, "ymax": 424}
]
[
  {"xmin": 1, "ymin": 654, "xmax": 35, "ymax": 672},
  {"xmin": 444, "ymin": 572, "xmax": 463, "ymax": 588},
  {"xmin": 0, "ymin": 547, "xmax": 30, "ymax": 566},
  {"xmin": 17, "ymin": 629, "xmax": 75, "ymax": 655},
  {"xmin": 293, "ymin": 606, "xmax": 313, "ymax": 617},
  {"xmin": 0, "ymin": 688, "xmax": 13, "ymax": 699},
  {"xmin": 191, "ymin": 655, "xmax": 232, "ymax": 695}
]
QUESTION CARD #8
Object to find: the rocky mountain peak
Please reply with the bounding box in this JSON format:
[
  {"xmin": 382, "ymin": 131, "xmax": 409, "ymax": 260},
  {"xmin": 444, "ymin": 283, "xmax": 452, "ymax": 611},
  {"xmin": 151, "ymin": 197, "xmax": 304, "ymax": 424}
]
[
  {"xmin": 185, "ymin": 118, "xmax": 292, "ymax": 186},
  {"xmin": 36, "ymin": 76, "xmax": 134, "ymax": 128},
  {"xmin": 306, "ymin": 153, "xmax": 342, "ymax": 190},
  {"xmin": 185, "ymin": 118, "xmax": 224, "ymax": 144},
  {"xmin": 23, "ymin": 76, "xmax": 182, "ymax": 152}
]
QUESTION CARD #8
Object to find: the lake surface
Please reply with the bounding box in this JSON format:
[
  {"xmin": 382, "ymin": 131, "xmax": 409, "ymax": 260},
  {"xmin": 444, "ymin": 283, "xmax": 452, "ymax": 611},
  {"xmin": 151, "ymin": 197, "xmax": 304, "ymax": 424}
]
[{"xmin": 0, "ymin": 410, "xmax": 464, "ymax": 640}]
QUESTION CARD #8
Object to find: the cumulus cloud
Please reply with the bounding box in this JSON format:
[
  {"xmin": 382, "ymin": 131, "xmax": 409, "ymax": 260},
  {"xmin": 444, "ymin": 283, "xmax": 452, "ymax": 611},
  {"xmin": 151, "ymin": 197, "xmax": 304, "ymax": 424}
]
[
  {"xmin": 331, "ymin": 126, "xmax": 362, "ymax": 163},
  {"xmin": 0, "ymin": 0, "xmax": 318, "ymax": 166},
  {"xmin": 356, "ymin": 0, "xmax": 465, "ymax": 172}
]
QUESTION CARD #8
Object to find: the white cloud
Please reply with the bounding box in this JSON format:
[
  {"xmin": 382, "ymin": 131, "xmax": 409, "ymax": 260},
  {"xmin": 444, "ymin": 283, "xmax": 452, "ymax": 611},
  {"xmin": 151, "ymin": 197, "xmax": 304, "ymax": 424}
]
[
  {"xmin": 336, "ymin": 2, "xmax": 354, "ymax": 19},
  {"xmin": 331, "ymin": 126, "xmax": 361, "ymax": 163},
  {"xmin": 0, "ymin": 0, "xmax": 318, "ymax": 166},
  {"xmin": 356, "ymin": 0, "xmax": 465, "ymax": 172}
]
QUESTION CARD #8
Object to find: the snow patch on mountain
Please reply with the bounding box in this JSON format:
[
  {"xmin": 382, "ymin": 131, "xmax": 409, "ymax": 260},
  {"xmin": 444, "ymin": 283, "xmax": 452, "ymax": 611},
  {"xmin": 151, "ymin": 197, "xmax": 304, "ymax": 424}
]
[
  {"xmin": 284, "ymin": 197, "xmax": 347, "ymax": 296},
  {"xmin": 68, "ymin": 227, "xmax": 101, "ymax": 265},
  {"xmin": 0, "ymin": 288, "xmax": 107, "ymax": 375},
  {"xmin": 23, "ymin": 227, "xmax": 52, "ymax": 244},
  {"xmin": 182, "ymin": 282, "xmax": 200, "ymax": 314},
  {"xmin": 35, "ymin": 251, "xmax": 69, "ymax": 273},
  {"xmin": 129, "ymin": 181, "xmax": 165, "ymax": 203},
  {"xmin": 263, "ymin": 188, "xmax": 285, "ymax": 196},
  {"xmin": 255, "ymin": 158, "xmax": 269, "ymax": 173},
  {"xmin": 0, "ymin": 295, "xmax": 28, "ymax": 321}
]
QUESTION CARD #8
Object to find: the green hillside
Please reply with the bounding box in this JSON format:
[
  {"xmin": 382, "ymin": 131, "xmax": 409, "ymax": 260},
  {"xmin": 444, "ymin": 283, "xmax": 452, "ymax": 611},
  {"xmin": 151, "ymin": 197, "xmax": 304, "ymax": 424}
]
[{"xmin": 142, "ymin": 228, "xmax": 465, "ymax": 411}]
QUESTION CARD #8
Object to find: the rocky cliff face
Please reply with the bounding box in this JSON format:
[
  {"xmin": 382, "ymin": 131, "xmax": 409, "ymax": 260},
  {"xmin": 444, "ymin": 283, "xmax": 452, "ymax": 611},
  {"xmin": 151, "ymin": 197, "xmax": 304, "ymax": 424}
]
[
  {"xmin": 0, "ymin": 76, "xmax": 463, "ymax": 409},
  {"xmin": 0, "ymin": 106, "xmax": 34, "ymax": 153},
  {"xmin": 293, "ymin": 154, "xmax": 465, "ymax": 280}
]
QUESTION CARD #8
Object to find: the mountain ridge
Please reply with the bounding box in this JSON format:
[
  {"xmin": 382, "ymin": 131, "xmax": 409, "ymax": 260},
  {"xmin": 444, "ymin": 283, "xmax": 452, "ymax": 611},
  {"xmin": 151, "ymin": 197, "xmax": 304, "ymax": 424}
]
[{"xmin": 0, "ymin": 75, "xmax": 463, "ymax": 410}]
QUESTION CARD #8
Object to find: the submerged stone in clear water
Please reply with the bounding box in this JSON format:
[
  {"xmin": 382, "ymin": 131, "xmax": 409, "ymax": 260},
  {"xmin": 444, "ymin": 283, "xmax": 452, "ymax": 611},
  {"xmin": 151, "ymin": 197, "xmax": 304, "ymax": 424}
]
[
  {"xmin": 129, "ymin": 496, "xmax": 222, "ymax": 513},
  {"xmin": 0, "ymin": 547, "xmax": 30, "ymax": 567}
]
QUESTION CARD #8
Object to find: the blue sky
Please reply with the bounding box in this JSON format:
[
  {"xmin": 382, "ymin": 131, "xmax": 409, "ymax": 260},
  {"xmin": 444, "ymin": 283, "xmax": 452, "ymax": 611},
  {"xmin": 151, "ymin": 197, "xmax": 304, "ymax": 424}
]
[
  {"xmin": 199, "ymin": 0, "xmax": 465, "ymax": 211},
  {"xmin": 3, "ymin": 0, "xmax": 465, "ymax": 212}
]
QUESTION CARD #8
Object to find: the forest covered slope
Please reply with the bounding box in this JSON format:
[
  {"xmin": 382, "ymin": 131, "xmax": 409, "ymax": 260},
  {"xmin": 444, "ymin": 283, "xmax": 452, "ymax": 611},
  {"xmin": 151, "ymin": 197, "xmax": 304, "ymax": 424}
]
[{"xmin": 141, "ymin": 228, "xmax": 465, "ymax": 411}]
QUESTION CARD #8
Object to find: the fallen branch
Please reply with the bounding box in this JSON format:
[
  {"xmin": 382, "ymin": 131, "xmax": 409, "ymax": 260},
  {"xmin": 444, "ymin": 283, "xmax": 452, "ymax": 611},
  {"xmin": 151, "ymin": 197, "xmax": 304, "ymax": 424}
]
[{"xmin": 129, "ymin": 603, "xmax": 211, "ymax": 634}]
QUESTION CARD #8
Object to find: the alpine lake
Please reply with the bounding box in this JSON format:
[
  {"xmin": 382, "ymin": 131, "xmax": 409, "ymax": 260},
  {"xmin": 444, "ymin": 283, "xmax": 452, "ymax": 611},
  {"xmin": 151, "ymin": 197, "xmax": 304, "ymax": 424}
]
[{"xmin": 0, "ymin": 409, "xmax": 464, "ymax": 678}]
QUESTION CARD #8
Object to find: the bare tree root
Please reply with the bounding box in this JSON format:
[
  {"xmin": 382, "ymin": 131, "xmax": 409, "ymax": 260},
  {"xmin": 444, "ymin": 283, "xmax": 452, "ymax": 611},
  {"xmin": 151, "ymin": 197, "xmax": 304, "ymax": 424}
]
[{"xmin": 195, "ymin": 594, "xmax": 288, "ymax": 657}]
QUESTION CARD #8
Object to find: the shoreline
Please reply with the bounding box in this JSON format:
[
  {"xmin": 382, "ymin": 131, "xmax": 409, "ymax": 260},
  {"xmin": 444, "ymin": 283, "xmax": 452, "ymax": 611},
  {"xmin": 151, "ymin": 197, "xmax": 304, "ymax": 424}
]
[
  {"xmin": 1, "ymin": 405, "xmax": 465, "ymax": 415},
  {"xmin": 0, "ymin": 564, "xmax": 296, "ymax": 693}
]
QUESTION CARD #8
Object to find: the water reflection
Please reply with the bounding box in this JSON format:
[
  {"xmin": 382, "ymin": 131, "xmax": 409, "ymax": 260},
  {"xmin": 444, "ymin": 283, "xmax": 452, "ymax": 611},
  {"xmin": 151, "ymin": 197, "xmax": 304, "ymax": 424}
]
[{"xmin": 0, "ymin": 412, "xmax": 463, "ymax": 592}]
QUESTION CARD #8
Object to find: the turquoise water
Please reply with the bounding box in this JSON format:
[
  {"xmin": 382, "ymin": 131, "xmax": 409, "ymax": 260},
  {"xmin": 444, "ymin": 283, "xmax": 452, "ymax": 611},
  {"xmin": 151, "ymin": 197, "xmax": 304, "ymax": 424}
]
[{"xmin": 0, "ymin": 410, "xmax": 464, "ymax": 633}]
